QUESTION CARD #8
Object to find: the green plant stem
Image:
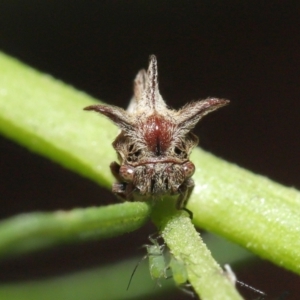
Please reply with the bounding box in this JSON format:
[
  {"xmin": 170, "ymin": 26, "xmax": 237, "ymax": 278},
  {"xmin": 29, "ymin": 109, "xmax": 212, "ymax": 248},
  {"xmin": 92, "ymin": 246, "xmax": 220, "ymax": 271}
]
[
  {"xmin": 1, "ymin": 51, "xmax": 300, "ymax": 277},
  {"xmin": 188, "ymin": 149, "xmax": 300, "ymax": 274},
  {"xmin": 0, "ymin": 51, "xmax": 117, "ymax": 188},
  {"xmin": 0, "ymin": 233, "xmax": 255, "ymax": 300},
  {"xmin": 0, "ymin": 202, "xmax": 150, "ymax": 257},
  {"xmin": 151, "ymin": 199, "xmax": 243, "ymax": 300},
  {"xmin": 0, "ymin": 258, "xmax": 173, "ymax": 300}
]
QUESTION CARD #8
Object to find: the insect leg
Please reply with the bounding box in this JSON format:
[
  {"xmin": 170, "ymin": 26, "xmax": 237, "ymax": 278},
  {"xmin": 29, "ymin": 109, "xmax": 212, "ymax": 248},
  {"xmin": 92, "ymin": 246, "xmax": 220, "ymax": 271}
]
[
  {"xmin": 176, "ymin": 178, "xmax": 195, "ymax": 218},
  {"xmin": 110, "ymin": 162, "xmax": 135, "ymax": 201}
]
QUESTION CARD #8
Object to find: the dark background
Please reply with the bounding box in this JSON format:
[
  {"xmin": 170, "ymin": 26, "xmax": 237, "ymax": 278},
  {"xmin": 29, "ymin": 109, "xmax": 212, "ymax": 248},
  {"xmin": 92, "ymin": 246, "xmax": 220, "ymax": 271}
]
[{"xmin": 0, "ymin": 1, "xmax": 299, "ymax": 299}]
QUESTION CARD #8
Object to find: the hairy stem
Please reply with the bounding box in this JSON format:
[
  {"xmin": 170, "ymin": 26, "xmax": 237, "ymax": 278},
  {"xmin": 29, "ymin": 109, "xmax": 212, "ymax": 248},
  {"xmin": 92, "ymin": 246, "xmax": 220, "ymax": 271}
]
[
  {"xmin": 0, "ymin": 202, "xmax": 150, "ymax": 257},
  {"xmin": 151, "ymin": 199, "xmax": 244, "ymax": 300}
]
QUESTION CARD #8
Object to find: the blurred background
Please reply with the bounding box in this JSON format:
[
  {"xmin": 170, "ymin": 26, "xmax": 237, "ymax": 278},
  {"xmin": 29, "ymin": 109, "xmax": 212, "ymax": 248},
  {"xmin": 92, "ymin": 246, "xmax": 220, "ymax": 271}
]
[{"xmin": 0, "ymin": 1, "xmax": 299, "ymax": 299}]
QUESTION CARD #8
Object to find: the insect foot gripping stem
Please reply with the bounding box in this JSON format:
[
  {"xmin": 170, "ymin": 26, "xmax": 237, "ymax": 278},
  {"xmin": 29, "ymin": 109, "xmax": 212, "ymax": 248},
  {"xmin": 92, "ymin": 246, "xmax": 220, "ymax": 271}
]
[{"xmin": 84, "ymin": 55, "xmax": 229, "ymax": 211}]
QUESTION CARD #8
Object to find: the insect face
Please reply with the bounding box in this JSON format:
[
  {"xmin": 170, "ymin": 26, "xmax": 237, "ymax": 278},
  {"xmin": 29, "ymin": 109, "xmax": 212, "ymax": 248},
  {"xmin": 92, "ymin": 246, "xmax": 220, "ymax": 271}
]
[{"xmin": 84, "ymin": 55, "xmax": 229, "ymax": 209}]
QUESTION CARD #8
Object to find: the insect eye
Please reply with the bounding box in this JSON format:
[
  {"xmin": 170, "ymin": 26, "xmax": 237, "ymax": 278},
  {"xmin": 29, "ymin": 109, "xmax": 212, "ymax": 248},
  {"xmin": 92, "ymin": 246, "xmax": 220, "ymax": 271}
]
[
  {"xmin": 174, "ymin": 146, "xmax": 188, "ymax": 159},
  {"xmin": 127, "ymin": 144, "xmax": 142, "ymax": 162},
  {"xmin": 182, "ymin": 161, "xmax": 195, "ymax": 178},
  {"xmin": 119, "ymin": 165, "xmax": 135, "ymax": 182},
  {"xmin": 127, "ymin": 150, "xmax": 142, "ymax": 162},
  {"xmin": 174, "ymin": 147, "xmax": 182, "ymax": 155},
  {"xmin": 134, "ymin": 149, "xmax": 141, "ymax": 157}
]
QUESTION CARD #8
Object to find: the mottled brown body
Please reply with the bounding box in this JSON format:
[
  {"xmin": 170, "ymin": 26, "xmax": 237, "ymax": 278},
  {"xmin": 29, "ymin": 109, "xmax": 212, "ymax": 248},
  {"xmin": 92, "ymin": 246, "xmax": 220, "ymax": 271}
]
[{"xmin": 84, "ymin": 55, "xmax": 229, "ymax": 209}]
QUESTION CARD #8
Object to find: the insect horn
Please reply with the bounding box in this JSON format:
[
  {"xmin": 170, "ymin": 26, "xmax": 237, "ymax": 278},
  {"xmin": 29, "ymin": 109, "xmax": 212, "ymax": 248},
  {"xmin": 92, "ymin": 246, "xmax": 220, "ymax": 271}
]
[
  {"xmin": 135, "ymin": 55, "xmax": 166, "ymax": 113},
  {"xmin": 133, "ymin": 69, "xmax": 147, "ymax": 102},
  {"xmin": 84, "ymin": 104, "xmax": 133, "ymax": 132},
  {"xmin": 176, "ymin": 97, "xmax": 230, "ymax": 133}
]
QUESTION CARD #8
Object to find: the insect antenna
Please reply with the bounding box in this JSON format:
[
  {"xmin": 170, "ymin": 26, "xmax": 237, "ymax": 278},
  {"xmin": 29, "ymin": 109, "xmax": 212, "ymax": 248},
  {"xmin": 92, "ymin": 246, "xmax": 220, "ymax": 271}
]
[
  {"xmin": 126, "ymin": 253, "xmax": 148, "ymax": 291},
  {"xmin": 236, "ymin": 280, "xmax": 267, "ymax": 299},
  {"xmin": 224, "ymin": 264, "xmax": 267, "ymax": 299}
]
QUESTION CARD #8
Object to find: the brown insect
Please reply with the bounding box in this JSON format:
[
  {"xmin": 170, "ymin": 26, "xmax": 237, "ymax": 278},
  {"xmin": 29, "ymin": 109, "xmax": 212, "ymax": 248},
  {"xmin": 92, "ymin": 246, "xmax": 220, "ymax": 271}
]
[{"xmin": 84, "ymin": 55, "xmax": 229, "ymax": 211}]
